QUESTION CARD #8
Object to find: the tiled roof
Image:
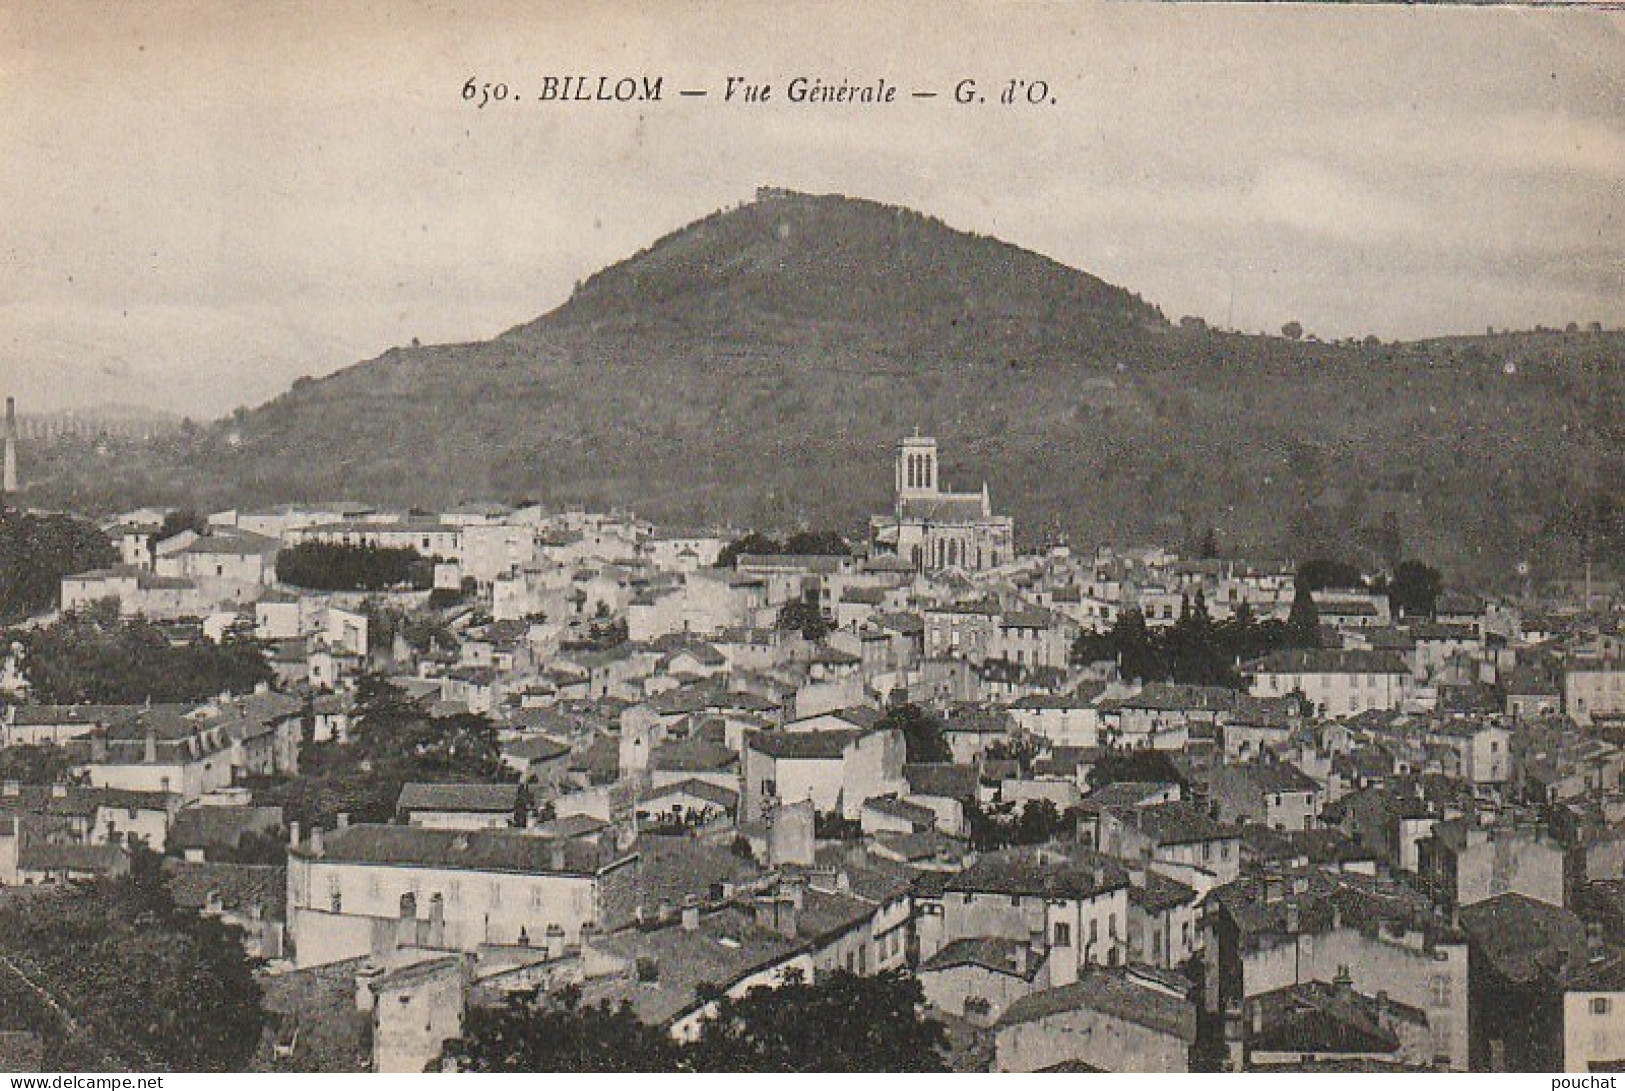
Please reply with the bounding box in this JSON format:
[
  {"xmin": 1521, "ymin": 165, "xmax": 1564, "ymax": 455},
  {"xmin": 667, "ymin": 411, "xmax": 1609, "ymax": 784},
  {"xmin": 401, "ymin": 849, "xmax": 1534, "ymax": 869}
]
[
  {"xmin": 896, "ymin": 494, "xmax": 991, "ymax": 523},
  {"xmin": 919, "ymin": 936, "xmax": 1042, "ymax": 980},
  {"xmin": 1248, "ymin": 649, "xmax": 1409, "ymax": 675},
  {"xmin": 997, "ymin": 971, "xmax": 1196, "ymax": 1042},
  {"xmin": 1249, "ymin": 982, "xmax": 1409, "ymax": 1057},
  {"xmin": 164, "ymin": 859, "xmax": 287, "ymax": 917},
  {"xmin": 903, "ymin": 763, "xmax": 979, "ymax": 800},
  {"xmin": 396, "ymin": 782, "xmax": 520, "ymax": 814},
  {"xmin": 1122, "ymin": 802, "xmax": 1240, "ymax": 846},
  {"xmin": 502, "ymin": 736, "xmax": 571, "ymax": 763},
  {"xmin": 946, "ymin": 847, "xmax": 1127, "ymax": 900},
  {"xmin": 747, "ymin": 729, "xmax": 863, "ymax": 760},
  {"xmin": 861, "ymin": 795, "xmax": 937, "ymax": 827},
  {"xmin": 170, "ymin": 805, "xmax": 284, "ymax": 850},
  {"xmin": 639, "ymin": 778, "xmax": 739, "ymax": 811},
  {"xmin": 1130, "ymin": 870, "xmax": 1199, "ymax": 913},
  {"xmin": 298, "ymin": 824, "xmax": 623, "ymax": 876},
  {"xmin": 651, "ymin": 737, "xmax": 737, "ymax": 774},
  {"xmin": 1459, "ymin": 893, "xmax": 1589, "ymax": 984}
]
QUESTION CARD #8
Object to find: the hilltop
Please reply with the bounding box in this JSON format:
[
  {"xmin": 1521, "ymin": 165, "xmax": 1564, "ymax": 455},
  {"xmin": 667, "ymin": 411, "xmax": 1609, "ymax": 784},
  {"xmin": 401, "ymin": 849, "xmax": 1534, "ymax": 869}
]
[{"xmin": 21, "ymin": 189, "xmax": 1625, "ymax": 583}]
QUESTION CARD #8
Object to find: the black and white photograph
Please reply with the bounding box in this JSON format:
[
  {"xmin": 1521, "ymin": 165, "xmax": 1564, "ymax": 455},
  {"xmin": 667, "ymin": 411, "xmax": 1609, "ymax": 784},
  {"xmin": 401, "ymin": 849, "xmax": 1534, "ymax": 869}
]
[{"xmin": 1, "ymin": 0, "xmax": 1623, "ymax": 1075}]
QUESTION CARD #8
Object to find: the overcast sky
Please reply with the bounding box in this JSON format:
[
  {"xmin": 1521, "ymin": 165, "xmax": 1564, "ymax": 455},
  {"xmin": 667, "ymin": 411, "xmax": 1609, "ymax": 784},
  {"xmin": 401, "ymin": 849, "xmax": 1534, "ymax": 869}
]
[{"xmin": 2, "ymin": 1, "xmax": 1621, "ymax": 417}]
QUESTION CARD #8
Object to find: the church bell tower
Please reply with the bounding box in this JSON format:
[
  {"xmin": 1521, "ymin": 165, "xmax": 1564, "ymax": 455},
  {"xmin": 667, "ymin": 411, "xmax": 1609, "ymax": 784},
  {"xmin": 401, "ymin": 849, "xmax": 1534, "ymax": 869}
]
[{"xmin": 896, "ymin": 433, "xmax": 938, "ymax": 506}]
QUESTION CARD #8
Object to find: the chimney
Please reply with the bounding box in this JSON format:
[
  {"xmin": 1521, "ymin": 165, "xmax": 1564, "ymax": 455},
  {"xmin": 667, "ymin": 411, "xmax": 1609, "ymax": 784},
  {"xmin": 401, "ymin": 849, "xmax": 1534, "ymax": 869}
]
[
  {"xmin": 1332, "ymin": 964, "xmax": 1354, "ymax": 996},
  {"xmin": 681, "ymin": 897, "xmax": 700, "ymax": 932},
  {"xmin": 336, "ymin": 812, "xmax": 349, "ymax": 829},
  {"xmin": 755, "ymin": 894, "xmax": 798, "ymax": 940},
  {"xmin": 782, "ymin": 873, "xmax": 807, "ymax": 911},
  {"xmin": 288, "ymin": 820, "xmax": 301, "ymax": 848},
  {"xmin": 427, "ymin": 894, "xmax": 446, "ymax": 948},
  {"xmin": 549, "ymin": 842, "xmax": 566, "ymax": 871},
  {"xmin": 1222, "ymin": 1000, "xmax": 1246, "ymax": 1072},
  {"xmin": 143, "ymin": 731, "xmax": 158, "ymax": 765},
  {"xmin": 1249, "ymin": 999, "xmax": 1263, "ymax": 1035},
  {"xmin": 1284, "ymin": 903, "xmax": 1300, "ymax": 934},
  {"xmin": 309, "ymin": 825, "xmax": 324, "ymax": 856},
  {"xmin": 3, "ymin": 396, "xmax": 16, "ymax": 496}
]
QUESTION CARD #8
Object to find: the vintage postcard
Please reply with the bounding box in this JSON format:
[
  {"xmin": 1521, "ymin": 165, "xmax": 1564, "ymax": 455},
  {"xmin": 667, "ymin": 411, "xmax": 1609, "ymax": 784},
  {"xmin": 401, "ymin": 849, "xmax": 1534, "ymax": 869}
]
[{"xmin": 0, "ymin": 0, "xmax": 1622, "ymax": 1076}]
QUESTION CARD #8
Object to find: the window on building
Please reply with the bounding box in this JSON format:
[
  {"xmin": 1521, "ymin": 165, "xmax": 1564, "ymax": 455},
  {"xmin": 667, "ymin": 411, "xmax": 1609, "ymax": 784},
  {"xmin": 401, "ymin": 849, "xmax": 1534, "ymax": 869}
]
[
  {"xmin": 1593, "ymin": 997, "xmax": 1612, "ymax": 1016},
  {"xmin": 1108, "ymin": 913, "xmax": 1117, "ymax": 938},
  {"xmin": 1429, "ymin": 975, "xmax": 1452, "ymax": 1006},
  {"xmin": 762, "ymin": 779, "xmax": 777, "ymax": 798},
  {"xmin": 1053, "ymin": 922, "xmax": 1071, "ymax": 947},
  {"xmin": 1089, "ymin": 919, "xmax": 1098, "ymax": 942}
]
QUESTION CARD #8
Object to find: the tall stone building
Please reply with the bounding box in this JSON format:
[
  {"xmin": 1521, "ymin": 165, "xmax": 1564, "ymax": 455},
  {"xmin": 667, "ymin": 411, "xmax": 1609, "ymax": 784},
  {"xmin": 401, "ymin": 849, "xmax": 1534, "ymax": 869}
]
[
  {"xmin": 2, "ymin": 396, "xmax": 17, "ymax": 500},
  {"xmin": 870, "ymin": 433, "xmax": 1013, "ymax": 573}
]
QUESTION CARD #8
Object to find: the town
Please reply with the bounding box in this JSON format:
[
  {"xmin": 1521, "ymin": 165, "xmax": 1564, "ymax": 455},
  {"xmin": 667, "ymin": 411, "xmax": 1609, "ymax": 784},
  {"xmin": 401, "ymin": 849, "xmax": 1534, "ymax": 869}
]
[{"xmin": 0, "ymin": 419, "xmax": 1621, "ymax": 1074}]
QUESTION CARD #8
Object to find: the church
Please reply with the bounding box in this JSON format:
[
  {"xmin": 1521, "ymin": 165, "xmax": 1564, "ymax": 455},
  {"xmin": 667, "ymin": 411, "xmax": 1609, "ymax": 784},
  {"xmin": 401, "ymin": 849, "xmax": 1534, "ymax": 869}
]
[{"xmin": 870, "ymin": 434, "xmax": 1014, "ymax": 573}]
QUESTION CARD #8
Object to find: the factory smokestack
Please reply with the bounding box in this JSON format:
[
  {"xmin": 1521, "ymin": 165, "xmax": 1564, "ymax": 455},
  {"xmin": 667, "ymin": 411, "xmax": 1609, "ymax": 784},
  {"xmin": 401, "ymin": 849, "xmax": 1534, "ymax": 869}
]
[{"xmin": 2, "ymin": 397, "xmax": 16, "ymax": 498}]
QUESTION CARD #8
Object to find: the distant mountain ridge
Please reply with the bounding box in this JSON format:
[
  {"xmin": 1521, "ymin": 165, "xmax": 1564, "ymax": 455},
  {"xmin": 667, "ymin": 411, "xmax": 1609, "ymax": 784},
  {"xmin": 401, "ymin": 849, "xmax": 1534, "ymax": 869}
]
[{"xmin": 25, "ymin": 188, "xmax": 1625, "ymax": 583}]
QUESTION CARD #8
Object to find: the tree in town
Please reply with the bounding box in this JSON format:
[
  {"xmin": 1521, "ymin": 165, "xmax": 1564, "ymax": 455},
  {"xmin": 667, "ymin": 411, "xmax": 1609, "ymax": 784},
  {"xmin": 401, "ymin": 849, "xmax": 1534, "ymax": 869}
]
[
  {"xmin": 0, "ymin": 849, "xmax": 265, "ymax": 1071},
  {"xmin": 0, "ymin": 743, "xmax": 85, "ymax": 786},
  {"xmin": 1385, "ymin": 559, "xmax": 1443, "ymax": 619},
  {"xmin": 439, "ymin": 985, "xmax": 686, "ymax": 1072},
  {"xmin": 876, "ymin": 702, "xmax": 951, "ymax": 764},
  {"xmin": 1285, "ymin": 583, "xmax": 1323, "ymax": 649},
  {"xmin": 0, "ymin": 510, "xmax": 117, "ymax": 623},
  {"xmin": 11, "ymin": 606, "xmax": 272, "ymax": 704},
  {"xmin": 686, "ymin": 969, "xmax": 948, "ymax": 1072},
  {"xmin": 774, "ymin": 599, "xmax": 829, "ymax": 642}
]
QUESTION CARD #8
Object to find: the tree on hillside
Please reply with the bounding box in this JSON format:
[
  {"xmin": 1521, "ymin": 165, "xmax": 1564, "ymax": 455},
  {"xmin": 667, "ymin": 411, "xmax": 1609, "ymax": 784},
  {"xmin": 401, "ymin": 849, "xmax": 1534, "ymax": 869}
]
[
  {"xmin": 877, "ymin": 702, "xmax": 951, "ymax": 764},
  {"xmin": 1281, "ymin": 321, "xmax": 1304, "ymax": 341}
]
